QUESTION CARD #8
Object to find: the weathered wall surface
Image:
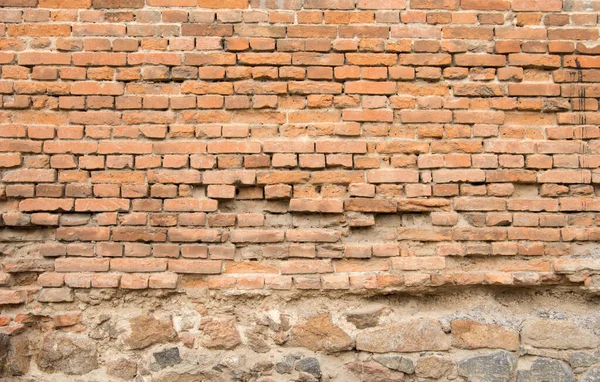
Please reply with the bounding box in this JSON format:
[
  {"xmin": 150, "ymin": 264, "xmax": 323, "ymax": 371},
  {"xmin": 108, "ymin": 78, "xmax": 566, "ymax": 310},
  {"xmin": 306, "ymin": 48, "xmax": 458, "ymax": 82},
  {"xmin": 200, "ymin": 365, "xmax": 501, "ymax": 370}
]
[
  {"xmin": 3, "ymin": 289, "xmax": 600, "ymax": 381},
  {"xmin": 1, "ymin": 0, "xmax": 600, "ymax": 380}
]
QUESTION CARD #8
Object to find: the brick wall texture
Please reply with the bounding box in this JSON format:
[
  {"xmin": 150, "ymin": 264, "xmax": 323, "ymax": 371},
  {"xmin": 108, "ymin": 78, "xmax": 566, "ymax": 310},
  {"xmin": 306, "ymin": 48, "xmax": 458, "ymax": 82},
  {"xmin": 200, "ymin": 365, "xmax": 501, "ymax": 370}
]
[
  {"xmin": 1, "ymin": 0, "xmax": 600, "ymax": 297},
  {"xmin": 3, "ymin": 0, "xmax": 600, "ymax": 379}
]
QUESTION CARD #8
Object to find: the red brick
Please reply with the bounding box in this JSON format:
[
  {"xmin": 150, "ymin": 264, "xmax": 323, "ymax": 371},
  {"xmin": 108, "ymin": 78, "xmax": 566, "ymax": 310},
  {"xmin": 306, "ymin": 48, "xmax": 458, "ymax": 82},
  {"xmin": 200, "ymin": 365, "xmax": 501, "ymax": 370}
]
[
  {"xmin": 280, "ymin": 260, "xmax": 333, "ymax": 274},
  {"xmin": 345, "ymin": 198, "xmax": 397, "ymax": 213},
  {"xmin": 401, "ymin": 110, "xmax": 452, "ymax": 123},
  {"xmin": 287, "ymin": 26, "xmax": 337, "ymax": 39},
  {"xmin": 342, "ymin": 110, "xmax": 394, "ymax": 122},
  {"xmin": 392, "ymin": 256, "xmax": 445, "ymax": 270},
  {"xmin": 508, "ymin": 84, "xmax": 561, "ymax": 96},
  {"xmin": 55, "ymin": 258, "xmax": 109, "ymax": 272},
  {"xmin": 509, "ymin": 54, "xmax": 561, "ymax": 68},
  {"xmin": 455, "ymin": 54, "xmax": 506, "ymax": 67},
  {"xmin": 207, "ymin": 185, "xmax": 236, "ymax": 199},
  {"xmin": 91, "ymin": 0, "xmax": 144, "ymax": 7},
  {"xmin": 0, "ymin": 290, "xmax": 26, "ymax": 305},
  {"xmin": 149, "ymin": 273, "xmax": 178, "ymax": 289},
  {"xmin": 40, "ymin": 0, "xmax": 91, "ymax": 6},
  {"xmin": 304, "ymin": 0, "xmax": 354, "ymax": 8},
  {"xmin": 344, "ymin": 245, "xmax": 372, "ymax": 258},
  {"xmin": 198, "ymin": 0, "xmax": 248, "ymax": 8},
  {"xmin": 358, "ymin": 0, "xmax": 405, "ymax": 9},
  {"xmin": 168, "ymin": 260, "xmax": 222, "ymax": 274},
  {"xmin": 38, "ymin": 272, "xmax": 64, "ymax": 287},
  {"xmin": 230, "ymin": 230, "xmax": 285, "ymax": 243},
  {"xmin": 411, "ymin": 0, "xmax": 458, "ymax": 9},
  {"xmin": 512, "ymin": 0, "xmax": 562, "ymax": 11},
  {"xmin": 57, "ymin": 228, "xmax": 111, "ymax": 241},
  {"xmin": 207, "ymin": 141, "xmax": 261, "ymax": 154},
  {"xmin": 461, "ymin": 0, "xmax": 509, "ymax": 10},
  {"xmin": 0, "ymin": 0, "xmax": 598, "ymax": 302},
  {"xmin": 120, "ymin": 274, "xmax": 149, "ymax": 289},
  {"xmin": 167, "ymin": 228, "xmax": 221, "ymax": 242},
  {"xmin": 9, "ymin": 24, "xmax": 71, "ymax": 37},
  {"xmin": 289, "ymin": 199, "xmax": 344, "ymax": 214},
  {"xmin": 92, "ymin": 274, "xmax": 120, "ymax": 288},
  {"xmin": 75, "ymin": 198, "xmax": 130, "ymax": 212},
  {"xmin": 367, "ymin": 169, "xmax": 419, "ymax": 183},
  {"xmin": 111, "ymin": 258, "xmax": 167, "ymax": 272},
  {"xmin": 19, "ymin": 198, "xmax": 73, "ymax": 212},
  {"xmin": 454, "ymin": 197, "xmax": 506, "ymax": 211}
]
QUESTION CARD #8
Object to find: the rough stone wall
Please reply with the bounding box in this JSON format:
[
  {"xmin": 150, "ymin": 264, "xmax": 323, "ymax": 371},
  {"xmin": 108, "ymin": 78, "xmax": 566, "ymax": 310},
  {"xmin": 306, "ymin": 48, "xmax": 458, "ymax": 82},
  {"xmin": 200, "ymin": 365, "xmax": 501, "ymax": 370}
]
[{"xmin": 1, "ymin": 0, "xmax": 600, "ymax": 380}]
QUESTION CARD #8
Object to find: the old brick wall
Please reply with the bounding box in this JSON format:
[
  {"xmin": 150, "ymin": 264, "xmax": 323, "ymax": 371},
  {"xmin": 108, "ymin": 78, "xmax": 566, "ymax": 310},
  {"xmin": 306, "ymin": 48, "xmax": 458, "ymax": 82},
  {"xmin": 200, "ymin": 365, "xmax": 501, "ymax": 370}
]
[{"xmin": 1, "ymin": 0, "xmax": 600, "ymax": 380}]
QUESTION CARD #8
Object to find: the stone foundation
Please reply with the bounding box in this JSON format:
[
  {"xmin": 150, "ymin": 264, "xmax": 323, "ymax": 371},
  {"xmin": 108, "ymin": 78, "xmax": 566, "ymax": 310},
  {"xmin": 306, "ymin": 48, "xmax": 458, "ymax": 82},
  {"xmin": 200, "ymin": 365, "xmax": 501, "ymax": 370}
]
[{"xmin": 2, "ymin": 288, "xmax": 600, "ymax": 381}]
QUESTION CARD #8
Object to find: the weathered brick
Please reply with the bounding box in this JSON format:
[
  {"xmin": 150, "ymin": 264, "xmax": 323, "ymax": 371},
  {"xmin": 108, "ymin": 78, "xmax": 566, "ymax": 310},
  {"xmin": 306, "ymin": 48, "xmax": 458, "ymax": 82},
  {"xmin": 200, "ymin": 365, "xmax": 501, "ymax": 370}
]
[
  {"xmin": 111, "ymin": 258, "xmax": 167, "ymax": 272},
  {"xmin": 230, "ymin": 230, "xmax": 285, "ymax": 243},
  {"xmin": 167, "ymin": 228, "xmax": 221, "ymax": 242},
  {"xmin": 0, "ymin": 0, "xmax": 597, "ymax": 325},
  {"xmin": 367, "ymin": 169, "xmax": 419, "ymax": 183},
  {"xmin": 289, "ymin": 199, "xmax": 344, "ymax": 214},
  {"xmin": 392, "ymin": 256, "xmax": 445, "ymax": 270},
  {"xmin": 345, "ymin": 198, "xmax": 397, "ymax": 213},
  {"xmin": 512, "ymin": 0, "xmax": 562, "ymax": 11},
  {"xmin": 280, "ymin": 260, "xmax": 333, "ymax": 274},
  {"xmin": 8, "ymin": 24, "xmax": 71, "ymax": 37},
  {"xmin": 198, "ymin": 0, "xmax": 248, "ymax": 8},
  {"xmin": 55, "ymin": 258, "xmax": 109, "ymax": 272},
  {"xmin": 0, "ymin": 290, "xmax": 26, "ymax": 305},
  {"xmin": 19, "ymin": 198, "xmax": 73, "ymax": 212},
  {"xmin": 168, "ymin": 260, "xmax": 222, "ymax": 274}
]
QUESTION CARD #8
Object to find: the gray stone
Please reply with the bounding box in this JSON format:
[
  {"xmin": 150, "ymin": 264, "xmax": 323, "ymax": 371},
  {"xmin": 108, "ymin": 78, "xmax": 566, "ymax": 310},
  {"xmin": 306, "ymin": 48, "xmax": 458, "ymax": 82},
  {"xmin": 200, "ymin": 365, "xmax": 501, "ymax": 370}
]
[
  {"xmin": 89, "ymin": 315, "xmax": 116, "ymax": 340},
  {"xmin": 582, "ymin": 366, "xmax": 600, "ymax": 382},
  {"xmin": 275, "ymin": 354, "xmax": 296, "ymax": 374},
  {"xmin": 346, "ymin": 304, "xmax": 388, "ymax": 329},
  {"xmin": 263, "ymin": 311, "xmax": 290, "ymax": 332},
  {"xmin": 274, "ymin": 362, "xmax": 292, "ymax": 374},
  {"xmin": 215, "ymin": 353, "xmax": 246, "ymax": 370},
  {"xmin": 106, "ymin": 358, "xmax": 137, "ymax": 380},
  {"xmin": 458, "ymin": 351, "xmax": 517, "ymax": 382},
  {"xmin": 154, "ymin": 371, "xmax": 223, "ymax": 382},
  {"xmin": 416, "ymin": 355, "xmax": 454, "ymax": 379},
  {"xmin": 297, "ymin": 372, "xmax": 319, "ymax": 382},
  {"xmin": 356, "ymin": 318, "xmax": 451, "ymax": 353},
  {"xmin": 230, "ymin": 369, "xmax": 247, "ymax": 380},
  {"xmin": 522, "ymin": 346, "xmax": 567, "ymax": 361},
  {"xmin": 373, "ymin": 354, "xmax": 415, "ymax": 374},
  {"xmin": 517, "ymin": 357, "xmax": 573, "ymax": 382},
  {"xmin": 246, "ymin": 326, "xmax": 270, "ymax": 353},
  {"xmin": 251, "ymin": 361, "xmax": 274, "ymax": 373},
  {"xmin": 295, "ymin": 357, "xmax": 321, "ymax": 379},
  {"xmin": 569, "ymin": 352, "xmax": 598, "ymax": 369},
  {"xmin": 0, "ymin": 334, "xmax": 30, "ymax": 377},
  {"xmin": 153, "ymin": 347, "xmax": 182, "ymax": 369},
  {"xmin": 0, "ymin": 334, "xmax": 10, "ymax": 374},
  {"xmin": 521, "ymin": 319, "xmax": 598, "ymax": 350},
  {"xmin": 36, "ymin": 332, "xmax": 98, "ymax": 375}
]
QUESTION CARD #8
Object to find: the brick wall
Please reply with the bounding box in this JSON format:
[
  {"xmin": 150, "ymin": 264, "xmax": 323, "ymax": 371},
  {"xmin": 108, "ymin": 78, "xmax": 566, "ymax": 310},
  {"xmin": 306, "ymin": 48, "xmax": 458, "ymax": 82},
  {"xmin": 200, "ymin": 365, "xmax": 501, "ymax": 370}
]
[
  {"xmin": 1, "ymin": 0, "xmax": 600, "ymax": 297},
  {"xmin": 1, "ymin": 0, "xmax": 600, "ymax": 378}
]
